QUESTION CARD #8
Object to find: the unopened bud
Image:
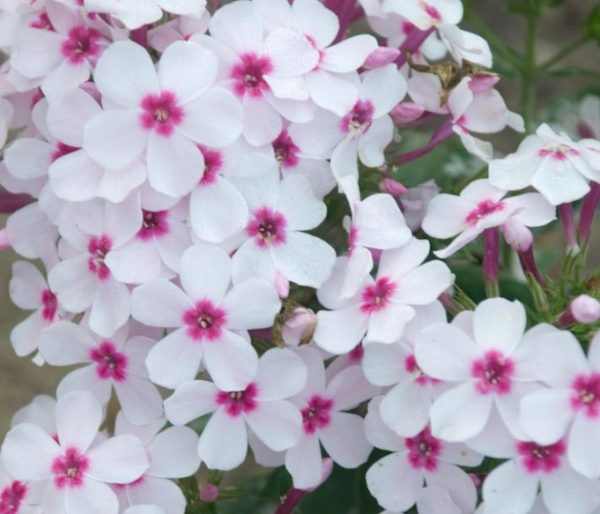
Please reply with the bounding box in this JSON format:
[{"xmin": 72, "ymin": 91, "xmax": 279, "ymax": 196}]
[
  {"xmin": 571, "ymin": 295, "xmax": 600, "ymax": 324},
  {"xmin": 378, "ymin": 177, "xmax": 407, "ymax": 196},
  {"xmin": 199, "ymin": 483, "xmax": 219, "ymax": 503},
  {"xmin": 0, "ymin": 228, "xmax": 10, "ymax": 251},
  {"xmin": 363, "ymin": 47, "xmax": 401, "ymax": 69},
  {"xmin": 501, "ymin": 219, "xmax": 533, "ymax": 252},
  {"xmin": 390, "ymin": 102, "xmax": 425, "ymax": 125},
  {"xmin": 468, "ymin": 75, "xmax": 500, "ymax": 94},
  {"xmin": 275, "ymin": 272, "xmax": 290, "ymax": 298},
  {"xmin": 282, "ymin": 307, "xmax": 317, "ymax": 346}
]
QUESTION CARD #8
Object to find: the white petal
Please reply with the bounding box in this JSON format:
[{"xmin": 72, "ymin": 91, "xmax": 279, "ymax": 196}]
[
  {"xmin": 542, "ymin": 466, "xmax": 600, "ymax": 514},
  {"xmin": 242, "ymin": 96, "xmax": 282, "ymax": 147},
  {"xmin": 393, "ymin": 261, "xmax": 453, "ymax": 306},
  {"xmin": 86, "ymin": 434, "xmax": 149, "ymax": 483},
  {"xmin": 326, "ymin": 365, "xmax": 378, "ymax": 411},
  {"xmin": 320, "ymin": 411, "xmax": 372, "ymax": 468},
  {"xmin": 9, "ymin": 260, "xmax": 47, "ymax": 309},
  {"xmin": 313, "ymin": 305, "xmax": 368, "ymax": 354},
  {"xmin": 380, "ymin": 383, "xmax": 430, "ymax": 437},
  {"xmin": 4, "ymin": 138, "xmax": 53, "ymax": 180},
  {"xmin": 64, "ymin": 480, "xmax": 119, "ymax": 514},
  {"xmin": 221, "ymin": 279, "xmax": 281, "ymax": 330},
  {"xmin": 246, "ymin": 400, "xmax": 302, "ymax": 451},
  {"xmin": 568, "ymin": 413, "xmax": 600, "ymax": 478},
  {"xmin": 38, "ymin": 321, "xmax": 94, "ymax": 365},
  {"xmin": 56, "ymin": 391, "xmax": 103, "ymax": 451},
  {"xmin": 377, "ymin": 237, "xmax": 429, "ymax": 280},
  {"xmin": 360, "ymin": 64, "xmax": 407, "ymax": 117},
  {"xmin": 422, "ymin": 194, "xmax": 471, "ymax": 239},
  {"xmin": 147, "ymin": 426, "xmax": 201, "ymax": 478},
  {"xmin": 519, "ymin": 388, "xmax": 574, "ymax": 445},
  {"xmin": 366, "ymin": 303, "xmax": 415, "ymax": 344},
  {"xmin": 353, "ymin": 193, "xmax": 411, "ymax": 250},
  {"xmin": 209, "ymin": 1, "xmax": 263, "ymax": 53},
  {"xmin": 164, "ymin": 380, "xmax": 218, "ymax": 425},
  {"xmin": 276, "ymin": 175, "xmax": 326, "ymax": 231},
  {"xmin": 114, "ymin": 376, "xmax": 163, "ymax": 426},
  {"xmin": 49, "ymin": 151, "xmax": 103, "ymax": 202},
  {"xmin": 285, "ymin": 435, "xmax": 323, "ymax": 490},
  {"xmin": 198, "ymin": 409, "xmax": 248, "ymax": 470},
  {"xmin": 321, "ymin": 35, "xmax": 378, "ymax": 73},
  {"xmin": 131, "ymin": 280, "xmax": 192, "ymax": 328},
  {"xmin": 255, "ymin": 348, "xmax": 307, "ymax": 400},
  {"xmin": 179, "ymin": 244, "xmax": 231, "ymax": 303},
  {"xmin": 90, "ymin": 278, "xmax": 130, "ymax": 337},
  {"xmin": 473, "ymin": 298, "xmax": 526, "ymax": 354},
  {"xmin": 306, "ymin": 70, "xmax": 358, "ymax": 116},
  {"xmin": 482, "ymin": 460, "xmax": 538, "ymax": 514}
]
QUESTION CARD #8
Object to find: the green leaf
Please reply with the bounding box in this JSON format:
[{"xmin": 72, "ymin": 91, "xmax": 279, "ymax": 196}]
[{"xmin": 586, "ymin": 5, "xmax": 600, "ymax": 46}]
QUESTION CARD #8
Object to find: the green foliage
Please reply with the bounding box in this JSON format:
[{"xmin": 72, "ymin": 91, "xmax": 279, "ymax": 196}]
[{"xmin": 585, "ymin": 5, "xmax": 600, "ymax": 46}]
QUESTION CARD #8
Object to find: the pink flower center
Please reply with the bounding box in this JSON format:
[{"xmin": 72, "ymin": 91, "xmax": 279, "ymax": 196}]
[
  {"xmin": 342, "ymin": 100, "xmax": 374, "ymax": 135},
  {"xmin": 61, "ymin": 25, "xmax": 102, "ymax": 65},
  {"xmin": 183, "ymin": 300, "xmax": 227, "ymax": 342},
  {"xmin": 465, "ymin": 199, "xmax": 505, "ymax": 225},
  {"xmin": 231, "ymin": 53, "xmax": 273, "ymax": 98},
  {"xmin": 571, "ymin": 373, "xmax": 600, "ymax": 418},
  {"xmin": 51, "ymin": 447, "xmax": 89, "ymax": 489},
  {"xmin": 272, "ymin": 130, "xmax": 300, "ymax": 169},
  {"xmin": 140, "ymin": 91, "xmax": 184, "ymax": 137},
  {"xmin": 90, "ymin": 341, "xmax": 128, "ymax": 381},
  {"xmin": 472, "ymin": 350, "xmax": 514, "ymax": 395},
  {"xmin": 0, "ymin": 481, "xmax": 27, "ymax": 514},
  {"xmin": 137, "ymin": 210, "xmax": 169, "ymax": 240},
  {"xmin": 517, "ymin": 440, "xmax": 565, "ymax": 474},
  {"xmin": 51, "ymin": 142, "xmax": 78, "ymax": 162},
  {"xmin": 348, "ymin": 344, "xmax": 364, "ymax": 363},
  {"xmin": 216, "ymin": 383, "xmax": 259, "ymax": 417},
  {"xmin": 302, "ymin": 395, "xmax": 334, "ymax": 434},
  {"xmin": 30, "ymin": 12, "xmax": 53, "ymax": 30},
  {"xmin": 405, "ymin": 354, "xmax": 439, "ymax": 386},
  {"xmin": 41, "ymin": 289, "xmax": 58, "ymax": 322},
  {"xmin": 199, "ymin": 147, "xmax": 223, "ymax": 186},
  {"xmin": 87, "ymin": 235, "xmax": 112, "ymax": 280},
  {"xmin": 361, "ymin": 277, "xmax": 397, "ymax": 313},
  {"xmin": 538, "ymin": 145, "xmax": 579, "ymax": 160},
  {"xmin": 247, "ymin": 207, "xmax": 287, "ymax": 248},
  {"xmin": 405, "ymin": 427, "xmax": 442, "ymax": 471}
]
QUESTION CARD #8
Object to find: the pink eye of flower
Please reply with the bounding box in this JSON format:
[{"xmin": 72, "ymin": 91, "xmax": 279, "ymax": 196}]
[
  {"xmin": 342, "ymin": 100, "xmax": 374, "ymax": 135},
  {"xmin": 302, "ymin": 395, "xmax": 334, "ymax": 434},
  {"xmin": 538, "ymin": 144, "xmax": 579, "ymax": 160},
  {"xmin": 247, "ymin": 207, "xmax": 287, "ymax": 248},
  {"xmin": 51, "ymin": 447, "xmax": 90, "ymax": 489},
  {"xmin": 61, "ymin": 26, "xmax": 102, "ymax": 64},
  {"xmin": 405, "ymin": 354, "xmax": 439, "ymax": 385},
  {"xmin": 90, "ymin": 341, "xmax": 128, "ymax": 381},
  {"xmin": 422, "ymin": 2, "xmax": 442, "ymax": 22},
  {"xmin": 137, "ymin": 210, "xmax": 169, "ymax": 240},
  {"xmin": 465, "ymin": 199, "xmax": 505, "ymax": 225},
  {"xmin": 216, "ymin": 383, "xmax": 259, "ymax": 417},
  {"xmin": 361, "ymin": 277, "xmax": 397, "ymax": 313},
  {"xmin": 183, "ymin": 300, "xmax": 227, "ymax": 342},
  {"xmin": 87, "ymin": 235, "xmax": 112, "ymax": 280},
  {"xmin": 0, "ymin": 481, "xmax": 27, "ymax": 514},
  {"xmin": 140, "ymin": 91, "xmax": 184, "ymax": 137},
  {"xmin": 571, "ymin": 373, "xmax": 600, "ymax": 417},
  {"xmin": 41, "ymin": 288, "xmax": 58, "ymax": 322},
  {"xmin": 199, "ymin": 147, "xmax": 224, "ymax": 186},
  {"xmin": 51, "ymin": 142, "xmax": 78, "ymax": 162},
  {"xmin": 517, "ymin": 440, "xmax": 565, "ymax": 474},
  {"xmin": 231, "ymin": 53, "xmax": 273, "ymax": 98},
  {"xmin": 405, "ymin": 427, "xmax": 442, "ymax": 471},
  {"xmin": 272, "ymin": 130, "xmax": 300, "ymax": 169},
  {"xmin": 30, "ymin": 12, "xmax": 53, "ymax": 30},
  {"xmin": 471, "ymin": 350, "xmax": 514, "ymax": 395}
]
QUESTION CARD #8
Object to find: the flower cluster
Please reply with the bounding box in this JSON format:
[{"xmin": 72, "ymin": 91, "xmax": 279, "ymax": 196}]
[{"xmin": 0, "ymin": 0, "xmax": 600, "ymax": 514}]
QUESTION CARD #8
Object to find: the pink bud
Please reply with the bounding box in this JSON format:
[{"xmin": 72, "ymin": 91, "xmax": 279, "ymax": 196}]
[
  {"xmin": 199, "ymin": 483, "xmax": 219, "ymax": 503},
  {"xmin": 390, "ymin": 102, "xmax": 425, "ymax": 125},
  {"xmin": 379, "ymin": 177, "xmax": 408, "ymax": 196},
  {"xmin": 571, "ymin": 295, "xmax": 600, "ymax": 324},
  {"xmin": 363, "ymin": 47, "xmax": 401, "ymax": 69},
  {"xmin": 275, "ymin": 272, "xmax": 290, "ymax": 298},
  {"xmin": 501, "ymin": 219, "xmax": 533, "ymax": 252},
  {"xmin": 282, "ymin": 307, "xmax": 317, "ymax": 346},
  {"xmin": 0, "ymin": 228, "xmax": 10, "ymax": 251},
  {"xmin": 468, "ymin": 75, "xmax": 500, "ymax": 94}
]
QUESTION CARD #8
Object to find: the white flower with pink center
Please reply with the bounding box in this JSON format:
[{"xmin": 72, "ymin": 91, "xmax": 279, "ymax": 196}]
[
  {"xmin": 131, "ymin": 244, "xmax": 281, "ymax": 390},
  {"xmin": 164, "ymin": 348, "xmax": 306, "ymax": 471},
  {"xmin": 10, "ymin": 2, "xmax": 110, "ymax": 100},
  {"xmin": 284, "ymin": 347, "xmax": 377, "ymax": 490},
  {"xmin": 289, "ymin": 64, "xmax": 407, "ymax": 203},
  {"xmin": 83, "ymin": 40, "xmax": 242, "ymax": 198},
  {"xmin": 362, "ymin": 302, "xmax": 447, "ymax": 437},
  {"xmin": 47, "ymin": 194, "xmax": 142, "ymax": 337},
  {"xmin": 38, "ymin": 320, "xmax": 163, "ymax": 426},
  {"xmin": 0, "ymin": 463, "xmax": 40, "ymax": 514},
  {"xmin": 482, "ymin": 436, "xmax": 600, "ymax": 514},
  {"xmin": 415, "ymin": 298, "xmax": 544, "ymax": 442},
  {"xmin": 365, "ymin": 397, "xmax": 482, "ymax": 514},
  {"xmin": 422, "ymin": 179, "xmax": 555, "ymax": 258},
  {"xmin": 231, "ymin": 171, "xmax": 336, "ymax": 288},
  {"xmin": 1, "ymin": 391, "xmax": 149, "ymax": 514},
  {"xmin": 489, "ymin": 123, "xmax": 600, "ymax": 205},
  {"xmin": 112, "ymin": 412, "xmax": 200, "ymax": 514},
  {"xmin": 191, "ymin": 0, "xmax": 320, "ymax": 146},
  {"xmin": 519, "ymin": 330, "xmax": 600, "ymax": 479},
  {"xmin": 383, "ymin": 0, "xmax": 463, "ymax": 30},
  {"xmin": 314, "ymin": 237, "xmax": 453, "ymax": 354}
]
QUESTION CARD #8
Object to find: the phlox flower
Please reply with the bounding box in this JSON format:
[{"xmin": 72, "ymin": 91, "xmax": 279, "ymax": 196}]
[
  {"xmin": 0, "ymin": 462, "xmax": 40, "ymax": 514},
  {"xmin": 383, "ymin": 0, "xmax": 463, "ymax": 31}
]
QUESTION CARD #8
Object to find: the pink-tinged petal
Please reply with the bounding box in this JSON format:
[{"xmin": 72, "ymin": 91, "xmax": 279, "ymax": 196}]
[
  {"xmin": 56, "ymin": 391, "xmax": 103, "ymax": 452},
  {"xmin": 357, "ymin": 115, "xmax": 394, "ymax": 168},
  {"xmin": 531, "ymin": 156, "xmax": 590, "ymax": 206},
  {"xmin": 255, "ymin": 348, "xmax": 307, "ymax": 401},
  {"xmin": 90, "ymin": 278, "xmax": 130, "ymax": 337},
  {"xmin": 147, "ymin": 426, "xmax": 200, "ymax": 478},
  {"xmin": 306, "ymin": 70, "xmax": 358, "ymax": 116},
  {"xmin": 4, "ymin": 138, "xmax": 53, "ymax": 180},
  {"xmin": 393, "ymin": 261, "xmax": 453, "ymax": 306},
  {"xmin": 422, "ymin": 194, "xmax": 471, "ymax": 239},
  {"xmin": 353, "ymin": 194, "xmax": 411, "ymax": 250},
  {"xmin": 47, "ymin": 89, "xmax": 101, "ymax": 147},
  {"xmin": 124, "ymin": 336, "xmax": 155, "ymax": 378},
  {"xmin": 416, "ymin": 486, "xmax": 463, "ymax": 514},
  {"xmin": 9, "ymin": 261, "xmax": 46, "ymax": 309},
  {"xmin": 198, "ymin": 408, "xmax": 248, "ymax": 470},
  {"xmin": 505, "ymin": 193, "xmax": 556, "ymax": 227},
  {"xmin": 165, "ymin": 380, "xmax": 219, "ymax": 425},
  {"xmin": 114, "ymin": 377, "xmax": 163, "ymax": 426},
  {"xmin": 57, "ymin": 366, "xmax": 112, "ymax": 404},
  {"xmin": 179, "ymin": 88, "xmax": 243, "ymax": 147},
  {"xmin": 276, "ymin": 175, "xmax": 326, "ymax": 231},
  {"xmin": 209, "ymin": 1, "xmax": 263, "ymax": 53},
  {"xmin": 326, "ymin": 365, "xmax": 378, "ymax": 411},
  {"xmin": 84, "ymin": 110, "xmax": 148, "ymax": 172},
  {"xmin": 285, "ymin": 434, "xmax": 323, "ymax": 490},
  {"xmin": 293, "ymin": 157, "xmax": 337, "ymax": 199},
  {"xmin": 38, "ymin": 321, "xmax": 94, "ymax": 365},
  {"xmin": 362, "ymin": 343, "xmax": 407, "ymax": 387},
  {"xmin": 97, "ymin": 163, "xmax": 146, "ymax": 203},
  {"xmin": 49, "ymin": 151, "xmax": 103, "ymax": 202},
  {"xmin": 519, "ymin": 388, "xmax": 573, "ymax": 445},
  {"xmin": 10, "ymin": 311, "xmax": 46, "ymax": 358},
  {"xmin": 221, "ymin": 279, "xmax": 281, "ymax": 330},
  {"xmin": 466, "ymin": 409, "xmax": 517, "ymax": 460},
  {"xmin": 93, "ymin": 41, "xmax": 159, "ymax": 107},
  {"xmin": 190, "ymin": 178, "xmax": 249, "ymax": 243},
  {"xmin": 295, "ymin": 347, "xmax": 327, "ymax": 398},
  {"xmin": 231, "ymin": 240, "xmax": 277, "ymax": 286},
  {"xmin": 381, "ymin": 383, "xmax": 430, "ymax": 437},
  {"xmin": 146, "ymin": 328, "xmax": 203, "ymax": 389},
  {"xmin": 246, "ymin": 400, "xmax": 302, "ymax": 451},
  {"xmin": 488, "ymin": 139, "xmax": 541, "ymax": 191},
  {"xmin": 366, "ymin": 303, "xmax": 415, "ymax": 344},
  {"xmin": 125, "ymin": 476, "xmax": 185, "ymax": 514},
  {"xmin": 203, "ymin": 330, "xmax": 258, "ymax": 391},
  {"xmin": 441, "ymin": 442, "xmax": 484, "ymax": 467},
  {"xmin": 248, "ymin": 430, "xmax": 286, "ymax": 468},
  {"xmin": 1, "ymin": 423, "xmax": 60, "ymax": 480},
  {"xmin": 588, "ymin": 331, "xmax": 600, "ymax": 371},
  {"xmin": 179, "ymin": 244, "xmax": 231, "ymax": 303},
  {"xmin": 264, "ymin": 28, "xmax": 318, "ymax": 76},
  {"xmin": 42, "ymin": 59, "xmax": 91, "ymax": 103},
  {"xmin": 105, "ymin": 239, "xmax": 162, "ymax": 285},
  {"xmin": 365, "ymin": 451, "xmax": 422, "ymax": 512},
  {"xmin": 364, "ymin": 397, "xmax": 405, "ymax": 451},
  {"xmin": 154, "ymin": 221, "xmax": 192, "ymax": 273},
  {"xmin": 495, "ymin": 383, "xmax": 540, "ymax": 440},
  {"xmin": 316, "ymin": 251, "xmax": 372, "ymax": 309},
  {"xmin": 11, "ymin": 29, "xmax": 63, "ymax": 78},
  {"xmin": 321, "ymin": 35, "xmax": 377, "ymax": 73},
  {"xmin": 241, "ymin": 96, "xmax": 282, "ymax": 147},
  {"xmin": 131, "ymin": 280, "xmax": 192, "ymax": 328},
  {"xmin": 360, "ymin": 64, "xmax": 407, "ymax": 118},
  {"xmin": 291, "ymin": 0, "xmax": 338, "ymax": 46},
  {"xmin": 330, "ymin": 136, "xmax": 359, "ymax": 185},
  {"xmin": 146, "ymin": 130, "xmax": 204, "ymax": 198},
  {"xmin": 377, "ymin": 238, "xmax": 429, "ymax": 280},
  {"xmin": 64, "ymin": 480, "xmax": 119, "ymax": 514},
  {"xmin": 542, "ymin": 465, "xmax": 600, "ymax": 513},
  {"xmin": 427, "ymin": 463, "xmax": 477, "ymax": 514},
  {"xmin": 158, "ymin": 41, "xmax": 217, "ymax": 103},
  {"xmin": 567, "ymin": 414, "xmax": 600, "ymax": 478},
  {"xmin": 433, "ymin": 226, "xmax": 483, "ymax": 259},
  {"xmin": 6, "ymin": 204, "xmax": 57, "ymax": 260},
  {"xmin": 430, "ymin": 383, "xmax": 493, "ymax": 442},
  {"xmin": 473, "ymin": 298, "xmax": 526, "ymax": 354},
  {"xmin": 482, "ymin": 460, "xmax": 538, "ymax": 514},
  {"xmin": 320, "ymin": 411, "xmax": 371, "ymax": 467},
  {"xmin": 86, "ymin": 434, "xmax": 149, "ymax": 483},
  {"xmin": 313, "ymin": 305, "xmax": 368, "ymax": 355},
  {"xmin": 287, "ymin": 109, "xmax": 343, "ymax": 158},
  {"xmin": 271, "ymin": 231, "xmax": 336, "ymax": 288}
]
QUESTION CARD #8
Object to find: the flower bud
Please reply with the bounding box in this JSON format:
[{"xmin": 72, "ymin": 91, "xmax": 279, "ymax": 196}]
[
  {"xmin": 571, "ymin": 295, "xmax": 600, "ymax": 324},
  {"xmin": 275, "ymin": 272, "xmax": 290, "ymax": 298},
  {"xmin": 282, "ymin": 307, "xmax": 317, "ymax": 346},
  {"xmin": 389, "ymin": 102, "xmax": 425, "ymax": 125},
  {"xmin": 501, "ymin": 219, "xmax": 533, "ymax": 252},
  {"xmin": 378, "ymin": 177, "xmax": 407, "ymax": 196},
  {"xmin": 468, "ymin": 75, "xmax": 500, "ymax": 94},
  {"xmin": 0, "ymin": 228, "xmax": 10, "ymax": 251},
  {"xmin": 199, "ymin": 483, "xmax": 219, "ymax": 503},
  {"xmin": 363, "ymin": 46, "xmax": 401, "ymax": 69}
]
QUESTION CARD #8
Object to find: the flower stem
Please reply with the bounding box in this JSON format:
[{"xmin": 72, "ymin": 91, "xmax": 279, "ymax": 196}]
[
  {"xmin": 395, "ymin": 118, "xmax": 454, "ymax": 165},
  {"xmin": 578, "ymin": 182, "xmax": 600, "ymax": 243},
  {"xmin": 483, "ymin": 228, "xmax": 500, "ymax": 298},
  {"xmin": 0, "ymin": 192, "xmax": 34, "ymax": 213}
]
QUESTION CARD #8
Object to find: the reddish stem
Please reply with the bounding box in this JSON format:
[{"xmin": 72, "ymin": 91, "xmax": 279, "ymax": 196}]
[
  {"xmin": 0, "ymin": 192, "xmax": 34, "ymax": 213},
  {"xmin": 517, "ymin": 247, "xmax": 545, "ymax": 287},
  {"xmin": 395, "ymin": 27, "xmax": 435, "ymax": 68},
  {"xmin": 395, "ymin": 118, "xmax": 454, "ymax": 165},
  {"xmin": 578, "ymin": 182, "xmax": 600, "ymax": 242},
  {"xmin": 130, "ymin": 26, "xmax": 149, "ymax": 48},
  {"xmin": 558, "ymin": 203, "xmax": 578, "ymax": 251}
]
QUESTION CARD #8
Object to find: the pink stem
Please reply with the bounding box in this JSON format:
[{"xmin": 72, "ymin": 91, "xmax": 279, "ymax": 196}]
[
  {"xmin": 517, "ymin": 247, "xmax": 545, "ymax": 286},
  {"xmin": 395, "ymin": 27, "xmax": 435, "ymax": 68},
  {"xmin": 249, "ymin": 328, "xmax": 273, "ymax": 341},
  {"xmin": 558, "ymin": 203, "xmax": 578, "ymax": 251},
  {"xmin": 275, "ymin": 489, "xmax": 306, "ymax": 514},
  {"xmin": 483, "ymin": 228, "xmax": 500, "ymax": 296},
  {"xmin": 333, "ymin": 0, "xmax": 357, "ymax": 43},
  {"xmin": 130, "ymin": 26, "xmax": 149, "ymax": 47},
  {"xmin": 578, "ymin": 182, "xmax": 600, "ymax": 242},
  {"xmin": 0, "ymin": 192, "xmax": 34, "ymax": 213},
  {"xmin": 395, "ymin": 118, "xmax": 454, "ymax": 165}
]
